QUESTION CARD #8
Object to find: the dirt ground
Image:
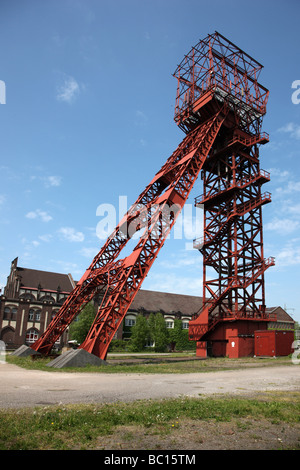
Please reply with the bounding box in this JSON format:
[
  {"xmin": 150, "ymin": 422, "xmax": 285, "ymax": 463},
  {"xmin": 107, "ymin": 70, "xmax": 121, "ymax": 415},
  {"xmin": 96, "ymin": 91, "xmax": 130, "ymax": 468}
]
[{"xmin": 95, "ymin": 416, "xmax": 300, "ymax": 451}]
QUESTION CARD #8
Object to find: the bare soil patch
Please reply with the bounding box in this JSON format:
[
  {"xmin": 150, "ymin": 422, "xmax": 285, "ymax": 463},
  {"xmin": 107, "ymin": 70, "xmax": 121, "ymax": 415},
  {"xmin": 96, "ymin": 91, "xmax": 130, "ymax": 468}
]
[{"xmin": 95, "ymin": 417, "xmax": 300, "ymax": 451}]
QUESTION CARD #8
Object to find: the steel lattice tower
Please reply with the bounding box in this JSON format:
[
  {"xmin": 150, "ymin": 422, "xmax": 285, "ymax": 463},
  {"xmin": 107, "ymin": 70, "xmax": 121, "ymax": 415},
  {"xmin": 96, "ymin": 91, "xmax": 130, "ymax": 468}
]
[
  {"xmin": 173, "ymin": 32, "xmax": 275, "ymax": 354},
  {"xmin": 30, "ymin": 32, "xmax": 274, "ymax": 360}
]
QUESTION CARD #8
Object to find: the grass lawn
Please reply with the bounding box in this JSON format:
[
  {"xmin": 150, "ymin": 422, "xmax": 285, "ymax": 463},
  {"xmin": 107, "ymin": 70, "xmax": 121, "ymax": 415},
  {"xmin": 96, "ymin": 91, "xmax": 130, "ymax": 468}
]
[
  {"xmin": 0, "ymin": 392, "xmax": 299, "ymax": 450},
  {"xmin": 6, "ymin": 352, "xmax": 293, "ymax": 374}
]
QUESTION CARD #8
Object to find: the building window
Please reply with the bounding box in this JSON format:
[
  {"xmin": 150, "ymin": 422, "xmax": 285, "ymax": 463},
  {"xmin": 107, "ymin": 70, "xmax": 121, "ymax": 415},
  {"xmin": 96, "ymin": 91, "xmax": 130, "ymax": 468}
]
[
  {"xmin": 125, "ymin": 318, "xmax": 136, "ymax": 327},
  {"xmin": 182, "ymin": 321, "xmax": 189, "ymax": 329},
  {"xmin": 11, "ymin": 308, "xmax": 17, "ymax": 320},
  {"xmin": 28, "ymin": 308, "xmax": 41, "ymax": 322},
  {"xmin": 28, "ymin": 309, "xmax": 34, "ymax": 321},
  {"xmin": 25, "ymin": 328, "xmax": 38, "ymax": 344},
  {"xmin": 165, "ymin": 320, "xmax": 174, "ymax": 329},
  {"xmin": 3, "ymin": 307, "xmax": 11, "ymax": 320},
  {"xmin": 3, "ymin": 306, "xmax": 18, "ymax": 320},
  {"xmin": 39, "ymin": 294, "xmax": 55, "ymax": 303},
  {"xmin": 19, "ymin": 292, "xmax": 36, "ymax": 301}
]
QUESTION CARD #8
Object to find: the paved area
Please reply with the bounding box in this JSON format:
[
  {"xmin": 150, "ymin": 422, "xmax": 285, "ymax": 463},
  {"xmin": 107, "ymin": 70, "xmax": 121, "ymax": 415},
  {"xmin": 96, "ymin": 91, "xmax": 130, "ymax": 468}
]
[{"xmin": 0, "ymin": 363, "xmax": 299, "ymax": 408}]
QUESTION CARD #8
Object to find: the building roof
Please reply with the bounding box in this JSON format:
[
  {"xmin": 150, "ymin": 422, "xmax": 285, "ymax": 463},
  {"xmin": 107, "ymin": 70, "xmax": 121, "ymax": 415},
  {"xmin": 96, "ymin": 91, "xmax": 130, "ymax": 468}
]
[
  {"xmin": 16, "ymin": 267, "xmax": 75, "ymax": 293},
  {"xmin": 266, "ymin": 306, "xmax": 295, "ymax": 323},
  {"xmin": 130, "ymin": 293, "xmax": 295, "ymax": 323},
  {"xmin": 130, "ymin": 289, "xmax": 203, "ymax": 316}
]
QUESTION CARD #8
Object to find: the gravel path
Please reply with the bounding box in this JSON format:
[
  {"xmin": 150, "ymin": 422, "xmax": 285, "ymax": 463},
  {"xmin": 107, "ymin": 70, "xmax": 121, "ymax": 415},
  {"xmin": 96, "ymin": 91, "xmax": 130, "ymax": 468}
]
[{"xmin": 0, "ymin": 363, "xmax": 299, "ymax": 408}]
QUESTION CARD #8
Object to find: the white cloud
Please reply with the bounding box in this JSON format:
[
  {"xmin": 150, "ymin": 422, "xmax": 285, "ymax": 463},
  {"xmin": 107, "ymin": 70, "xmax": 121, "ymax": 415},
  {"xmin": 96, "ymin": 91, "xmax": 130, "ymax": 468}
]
[
  {"xmin": 268, "ymin": 167, "xmax": 300, "ymax": 196},
  {"xmin": 56, "ymin": 75, "xmax": 80, "ymax": 103},
  {"xmin": 135, "ymin": 110, "xmax": 148, "ymax": 126},
  {"xmin": 25, "ymin": 209, "xmax": 53, "ymax": 222},
  {"xmin": 0, "ymin": 195, "xmax": 5, "ymax": 206},
  {"xmin": 275, "ymin": 239, "xmax": 300, "ymax": 267},
  {"xmin": 21, "ymin": 237, "xmax": 40, "ymax": 250},
  {"xmin": 43, "ymin": 176, "xmax": 62, "ymax": 187},
  {"xmin": 265, "ymin": 217, "xmax": 299, "ymax": 234},
  {"xmin": 159, "ymin": 251, "xmax": 199, "ymax": 269},
  {"xmin": 278, "ymin": 122, "xmax": 300, "ymax": 140},
  {"xmin": 275, "ymin": 179, "xmax": 300, "ymax": 195},
  {"xmin": 38, "ymin": 234, "xmax": 53, "ymax": 242},
  {"xmin": 28, "ymin": 174, "xmax": 62, "ymax": 188},
  {"xmin": 287, "ymin": 203, "xmax": 300, "ymax": 215},
  {"xmin": 144, "ymin": 271, "xmax": 202, "ymax": 297},
  {"xmin": 267, "ymin": 168, "xmax": 290, "ymax": 179},
  {"xmin": 79, "ymin": 246, "xmax": 98, "ymax": 258},
  {"xmin": 52, "ymin": 259, "xmax": 82, "ymax": 276},
  {"xmin": 58, "ymin": 227, "xmax": 84, "ymax": 242}
]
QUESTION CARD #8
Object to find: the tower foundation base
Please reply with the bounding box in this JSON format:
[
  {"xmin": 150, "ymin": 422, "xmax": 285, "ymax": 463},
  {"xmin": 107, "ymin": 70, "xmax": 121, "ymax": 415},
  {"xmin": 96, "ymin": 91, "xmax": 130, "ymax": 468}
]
[
  {"xmin": 11, "ymin": 345, "xmax": 41, "ymax": 357},
  {"xmin": 46, "ymin": 348, "xmax": 107, "ymax": 368}
]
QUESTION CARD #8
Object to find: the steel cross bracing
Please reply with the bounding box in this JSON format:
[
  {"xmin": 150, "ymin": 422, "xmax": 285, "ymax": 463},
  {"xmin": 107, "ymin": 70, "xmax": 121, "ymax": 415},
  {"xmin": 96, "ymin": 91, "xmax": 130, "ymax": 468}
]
[
  {"xmin": 188, "ymin": 132, "xmax": 275, "ymax": 341},
  {"xmin": 31, "ymin": 104, "xmax": 228, "ymax": 359}
]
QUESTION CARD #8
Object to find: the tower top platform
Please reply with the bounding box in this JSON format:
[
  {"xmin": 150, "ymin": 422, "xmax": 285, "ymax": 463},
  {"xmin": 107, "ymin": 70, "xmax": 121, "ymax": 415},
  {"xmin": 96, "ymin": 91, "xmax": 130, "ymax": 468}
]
[{"xmin": 173, "ymin": 31, "xmax": 269, "ymax": 133}]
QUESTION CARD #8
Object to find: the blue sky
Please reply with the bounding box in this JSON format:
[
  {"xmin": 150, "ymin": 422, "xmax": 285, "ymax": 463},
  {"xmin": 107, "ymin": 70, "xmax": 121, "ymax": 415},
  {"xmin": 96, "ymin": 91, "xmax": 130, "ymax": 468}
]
[{"xmin": 0, "ymin": 0, "xmax": 299, "ymax": 323}]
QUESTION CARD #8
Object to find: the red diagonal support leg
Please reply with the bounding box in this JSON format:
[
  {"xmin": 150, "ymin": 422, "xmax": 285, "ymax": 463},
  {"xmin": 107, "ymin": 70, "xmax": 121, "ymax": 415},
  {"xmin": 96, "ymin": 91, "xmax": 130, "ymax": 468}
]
[
  {"xmin": 80, "ymin": 108, "xmax": 227, "ymax": 359},
  {"xmin": 31, "ymin": 125, "xmax": 204, "ymax": 356},
  {"xmin": 31, "ymin": 106, "xmax": 227, "ymax": 358}
]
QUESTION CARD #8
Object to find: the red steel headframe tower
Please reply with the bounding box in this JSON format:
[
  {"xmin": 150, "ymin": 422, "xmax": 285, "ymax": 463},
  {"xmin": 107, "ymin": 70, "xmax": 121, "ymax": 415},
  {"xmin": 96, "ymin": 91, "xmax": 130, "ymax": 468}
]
[
  {"xmin": 30, "ymin": 31, "xmax": 274, "ymax": 360},
  {"xmin": 173, "ymin": 32, "xmax": 275, "ymax": 355}
]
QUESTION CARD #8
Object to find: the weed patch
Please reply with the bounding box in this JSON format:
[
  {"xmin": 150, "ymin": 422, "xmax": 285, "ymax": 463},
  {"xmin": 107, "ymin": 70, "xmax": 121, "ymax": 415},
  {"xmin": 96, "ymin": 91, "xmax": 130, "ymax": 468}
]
[{"xmin": 0, "ymin": 394, "xmax": 299, "ymax": 450}]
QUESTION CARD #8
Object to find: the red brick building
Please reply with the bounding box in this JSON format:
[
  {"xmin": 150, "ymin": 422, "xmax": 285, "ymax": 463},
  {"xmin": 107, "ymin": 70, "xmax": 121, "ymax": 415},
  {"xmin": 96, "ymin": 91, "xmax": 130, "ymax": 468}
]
[
  {"xmin": 0, "ymin": 258, "xmax": 295, "ymax": 354},
  {"xmin": 0, "ymin": 258, "xmax": 75, "ymax": 349}
]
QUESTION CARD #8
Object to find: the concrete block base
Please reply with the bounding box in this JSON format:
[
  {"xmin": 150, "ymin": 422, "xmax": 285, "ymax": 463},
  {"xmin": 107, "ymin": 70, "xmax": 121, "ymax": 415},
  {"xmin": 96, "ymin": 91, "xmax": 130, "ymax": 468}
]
[
  {"xmin": 11, "ymin": 345, "xmax": 41, "ymax": 357},
  {"xmin": 46, "ymin": 348, "xmax": 107, "ymax": 368}
]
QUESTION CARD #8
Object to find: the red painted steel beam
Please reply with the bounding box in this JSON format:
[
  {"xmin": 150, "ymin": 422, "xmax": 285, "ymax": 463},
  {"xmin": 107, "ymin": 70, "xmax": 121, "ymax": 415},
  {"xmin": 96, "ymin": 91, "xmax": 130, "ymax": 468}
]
[
  {"xmin": 31, "ymin": 105, "xmax": 228, "ymax": 358},
  {"xmin": 79, "ymin": 108, "xmax": 228, "ymax": 359}
]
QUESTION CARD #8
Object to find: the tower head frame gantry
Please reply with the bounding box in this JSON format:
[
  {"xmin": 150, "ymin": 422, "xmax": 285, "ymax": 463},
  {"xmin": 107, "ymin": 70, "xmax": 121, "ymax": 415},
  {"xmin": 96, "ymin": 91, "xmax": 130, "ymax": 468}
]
[{"xmin": 173, "ymin": 31, "xmax": 269, "ymax": 135}]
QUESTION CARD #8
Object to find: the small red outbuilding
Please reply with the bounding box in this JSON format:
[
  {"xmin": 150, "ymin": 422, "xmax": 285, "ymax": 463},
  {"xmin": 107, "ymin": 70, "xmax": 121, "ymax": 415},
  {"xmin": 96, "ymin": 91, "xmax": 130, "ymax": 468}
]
[{"xmin": 254, "ymin": 330, "xmax": 294, "ymax": 357}]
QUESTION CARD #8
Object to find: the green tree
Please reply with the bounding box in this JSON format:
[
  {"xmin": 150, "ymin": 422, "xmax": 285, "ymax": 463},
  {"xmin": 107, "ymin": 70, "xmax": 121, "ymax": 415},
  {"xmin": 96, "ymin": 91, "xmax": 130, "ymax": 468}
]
[
  {"xmin": 147, "ymin": 313, "xmax": 155, "ymax": 345},
  {"xmin": 69, "ymin": 302, "xmax": 96, "ymax": 344},
  {"xmin": 129, "ymin": 315, "xmax": 149, "ymax": 352},
  {"xmin": 154, "ymin": 312, "xmax": 169, "ymax": 352},
  {"xmin": 168, "ymin": 319, "xmax": 183, "ymax": 351},
  {"xmin": 167, "ymin": 319, "xmax": 196, "ymax": 351}
]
